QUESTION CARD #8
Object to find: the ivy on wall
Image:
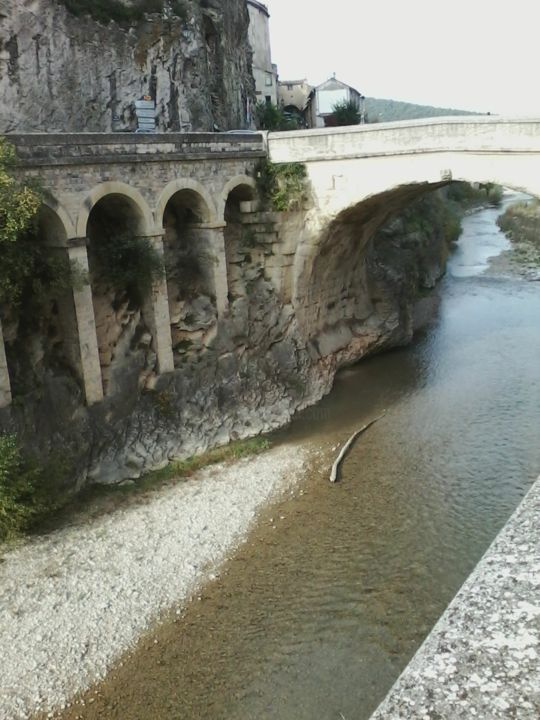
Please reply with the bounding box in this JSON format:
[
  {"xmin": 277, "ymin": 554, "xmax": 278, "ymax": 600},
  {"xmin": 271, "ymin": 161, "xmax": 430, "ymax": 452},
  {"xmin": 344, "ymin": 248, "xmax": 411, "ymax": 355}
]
[
  {"xmin": 255, "ymin": 160, "xmax": 308, "ymax": 212},
  {"xmin": 0, "ymin": 139, "xmax": 40, "ymax": 246},
  {"xmin": 0, "ymin": 140, "xmax": 79, "ymax": 318},
  {"xmin": 91, "ymin": 233, "xmax": 165, "ymax": 306}
]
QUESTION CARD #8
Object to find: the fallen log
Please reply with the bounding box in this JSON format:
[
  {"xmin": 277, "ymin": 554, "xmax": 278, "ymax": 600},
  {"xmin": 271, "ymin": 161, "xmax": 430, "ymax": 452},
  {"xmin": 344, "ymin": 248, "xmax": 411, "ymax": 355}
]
[{"xmin": 329, "ymin": 411, "xmax": 386, "ymax": 483}]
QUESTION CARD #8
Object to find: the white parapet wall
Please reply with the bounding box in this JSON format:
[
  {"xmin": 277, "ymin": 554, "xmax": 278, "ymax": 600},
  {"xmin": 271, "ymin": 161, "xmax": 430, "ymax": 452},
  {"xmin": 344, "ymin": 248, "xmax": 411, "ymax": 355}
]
[
  {"xmin": 268, "ymin": 117, "xmax": 540, "ymax": 220},
  {"xmin": 369, "ymin": 475, "xmax": 540, "ymax": 719}
]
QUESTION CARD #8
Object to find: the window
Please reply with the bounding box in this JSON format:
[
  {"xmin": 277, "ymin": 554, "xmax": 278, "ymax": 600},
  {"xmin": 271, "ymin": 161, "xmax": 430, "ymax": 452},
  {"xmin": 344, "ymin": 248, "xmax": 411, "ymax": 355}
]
[{"xmin": 265, "ymin": 75, "xmax": 273, "ymax": 86}]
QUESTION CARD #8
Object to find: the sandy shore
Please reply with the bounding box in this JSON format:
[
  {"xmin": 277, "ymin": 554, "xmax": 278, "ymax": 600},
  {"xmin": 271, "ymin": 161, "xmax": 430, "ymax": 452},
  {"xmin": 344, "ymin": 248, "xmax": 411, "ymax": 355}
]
[{"xmin": 0, "ymin": 444, "xmax": 308, "ymax": 720}]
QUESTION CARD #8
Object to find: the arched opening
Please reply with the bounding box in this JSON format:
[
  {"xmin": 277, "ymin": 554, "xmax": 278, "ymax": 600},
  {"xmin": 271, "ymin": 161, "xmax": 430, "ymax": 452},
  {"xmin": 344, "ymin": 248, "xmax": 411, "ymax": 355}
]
[
  {"xmin": 86, "ymin": 194, "xmax": 160, "ymax": 396},
  {"xmin": 283, "ymin": 104, "xmax": 303, "ymax": 126},
  {"xmin": 1, "ymin": 205, "xmax": 76, "ymax": 398},
  {"xmin": 224, "ymin": 183, "xmax": 257, "ymax": 303},
  {"xmin": 294, "ymin": 180, "xmax": 467, "ymax": 366},
  {"xmin": 162, "ymin": 189, "xmax": 218, "ymax": 366}
]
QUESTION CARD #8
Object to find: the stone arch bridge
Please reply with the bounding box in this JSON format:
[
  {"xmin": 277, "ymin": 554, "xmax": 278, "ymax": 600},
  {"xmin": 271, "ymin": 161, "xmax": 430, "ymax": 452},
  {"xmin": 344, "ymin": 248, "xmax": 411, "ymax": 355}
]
[
  {"xmin": 267, "ymin": 115, "xmax": 540, "ymax": 342},
  {"xmin": 3, "ymin": 117, "xmax": 540, "ymax": 414}
]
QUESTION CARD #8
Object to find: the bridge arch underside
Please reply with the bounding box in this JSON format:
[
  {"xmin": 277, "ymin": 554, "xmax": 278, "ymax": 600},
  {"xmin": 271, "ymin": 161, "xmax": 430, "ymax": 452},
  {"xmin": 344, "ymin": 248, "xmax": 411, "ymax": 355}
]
[
  {"xmin": 224, "ymin": 182, "xmax": 256, "ymax": 302},
  {"xmin": 295, "ymin": 154, "xmax": 539, "ymax": 367},
  {"xmin": 2, "ymin": 204, "xmax": 80, "ymax": 398},
  {"xmin": 86, "ymin": 194, "xmax": 156, "ymax": 396},
  {"xmin": 305, "ymin": 151, "xmax": 540, "ymax": 220},
  {"xmin": 162, "ymin": 189, "xmax": 219, "ymax": 366}
]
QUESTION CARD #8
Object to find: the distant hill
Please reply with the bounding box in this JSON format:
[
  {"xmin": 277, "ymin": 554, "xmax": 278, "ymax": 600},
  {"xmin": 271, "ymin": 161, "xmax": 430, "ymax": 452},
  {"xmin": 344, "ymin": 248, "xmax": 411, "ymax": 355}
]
[{"xmin": 364, "ymin": 97, "xmax": 481, "ymax": 123}]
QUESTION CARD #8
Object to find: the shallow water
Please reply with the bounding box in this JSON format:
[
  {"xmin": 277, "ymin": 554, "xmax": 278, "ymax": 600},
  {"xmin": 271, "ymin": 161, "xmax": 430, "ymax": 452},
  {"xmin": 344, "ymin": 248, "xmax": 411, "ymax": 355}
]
[{"xmin": 57, "ymin": 193, "xmax": 540, "ymax": 720}]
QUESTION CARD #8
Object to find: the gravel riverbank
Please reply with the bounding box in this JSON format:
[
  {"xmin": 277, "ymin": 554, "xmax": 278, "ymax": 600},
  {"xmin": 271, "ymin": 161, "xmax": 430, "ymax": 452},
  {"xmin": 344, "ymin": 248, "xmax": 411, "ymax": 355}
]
[{"xmin": 0, "ymin": 444, "xmax": 308, "ymax": 720}]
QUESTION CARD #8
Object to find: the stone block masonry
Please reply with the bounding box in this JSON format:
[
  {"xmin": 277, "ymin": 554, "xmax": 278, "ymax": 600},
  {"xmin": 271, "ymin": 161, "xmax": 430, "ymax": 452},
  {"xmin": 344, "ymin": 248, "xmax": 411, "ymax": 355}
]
[
  {"xmin": 1, "ymin": 133, "xmax": 324, "ymax": 487},
  {"xmin": 370, "ymin": 475, "xmax": 540, "ymax": 719},
  {"xmin": 4, "ymin": 133, "xmax": 265, "ymax": 407}
]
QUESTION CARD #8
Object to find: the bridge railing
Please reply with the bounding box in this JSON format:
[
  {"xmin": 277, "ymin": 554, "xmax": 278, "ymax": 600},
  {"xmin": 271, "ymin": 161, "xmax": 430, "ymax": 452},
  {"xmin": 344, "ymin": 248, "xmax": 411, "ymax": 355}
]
[{"xmin": 267, "ymin": 116, "xmax": 540, "ymax": 163}]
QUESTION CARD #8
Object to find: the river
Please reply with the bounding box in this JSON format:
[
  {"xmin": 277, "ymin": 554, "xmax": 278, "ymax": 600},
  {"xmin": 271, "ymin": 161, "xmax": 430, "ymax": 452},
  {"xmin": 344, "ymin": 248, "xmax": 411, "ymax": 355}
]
[{"xmin": 57, "ymin": 191, "xmax": 540, "ymax": 720}]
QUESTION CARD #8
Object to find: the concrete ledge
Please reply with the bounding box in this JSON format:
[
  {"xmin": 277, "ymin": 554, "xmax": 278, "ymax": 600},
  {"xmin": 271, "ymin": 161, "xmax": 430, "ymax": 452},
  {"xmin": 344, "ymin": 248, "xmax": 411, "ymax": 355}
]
[
  {"xmin": 12, "ymin": 150, "xmax": 266, "ymax": 168},
  {"xmin": 268, "ymin": 115, "xmax": 540, "ymax": 141},
  {"xmin": 6, "ymin": 132, "xmax": 264, "ymax": 145},
  {"xmin": 370, "ymin": 475, "xmax": 540, "ymax": 719},
  {"xmin": 6, "ymin": 132, "xmax": 265, "ymax": 168}
]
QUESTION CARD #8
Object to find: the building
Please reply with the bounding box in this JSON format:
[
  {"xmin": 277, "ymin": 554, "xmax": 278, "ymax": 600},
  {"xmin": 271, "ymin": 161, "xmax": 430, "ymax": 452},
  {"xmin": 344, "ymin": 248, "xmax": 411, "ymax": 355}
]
[
  {"xmin": 246, "ymin": 0, "xmax": 278, "ymax": 107},
  {"xmin": 278, "ymin": 79, "xmax": 313, "ymax": 126},
  {"xmin": 306, "ymin": 75, "xmax": 365, "ymax": 128}
]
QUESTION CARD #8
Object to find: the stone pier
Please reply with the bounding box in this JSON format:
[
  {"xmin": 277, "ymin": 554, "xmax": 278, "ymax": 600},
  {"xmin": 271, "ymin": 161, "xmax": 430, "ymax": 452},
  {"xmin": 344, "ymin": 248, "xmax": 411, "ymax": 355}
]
[
  {"xmin": 191, "ymin": 224, "xmax": 230, "ymax": 317},
  {"xmin": 0, "ymin": 317, "xmax": 12, "ymax": 408},
  {"xmin": 67, "ymin": 241, "xmax": 104, "ymax": 405},
  {"xmin": 141, "ymin": 234, "xmax": 175, "ymax": 374}
]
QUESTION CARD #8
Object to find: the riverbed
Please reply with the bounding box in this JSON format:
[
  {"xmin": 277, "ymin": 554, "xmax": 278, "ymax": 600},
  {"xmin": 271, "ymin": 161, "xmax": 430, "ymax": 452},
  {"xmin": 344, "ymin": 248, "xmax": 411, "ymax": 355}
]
[{"xmin": 41, "ymin": 191, "xmax": 540, "ymax": 719}]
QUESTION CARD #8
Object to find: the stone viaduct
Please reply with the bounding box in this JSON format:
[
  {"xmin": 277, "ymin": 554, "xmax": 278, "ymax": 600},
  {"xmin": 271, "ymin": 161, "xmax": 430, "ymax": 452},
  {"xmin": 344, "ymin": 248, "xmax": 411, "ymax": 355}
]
[
  {"xmin": 3, "ymin": 132, "xmax": 267, "ymax": 408},
  {"xmin": 3, "ymin": 116, "xmax": 540, "ymax": 414}
]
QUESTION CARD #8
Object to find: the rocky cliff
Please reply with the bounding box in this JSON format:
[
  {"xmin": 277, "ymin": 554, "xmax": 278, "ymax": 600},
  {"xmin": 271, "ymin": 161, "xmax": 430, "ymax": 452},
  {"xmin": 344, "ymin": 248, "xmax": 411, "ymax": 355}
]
[
  {"xmin": 0, "ymin": 189, "xmax": 457, "ymax": 489},
  {"xmin": 0, "ymin": 0, "xmax": 254, "ymax": 132}
]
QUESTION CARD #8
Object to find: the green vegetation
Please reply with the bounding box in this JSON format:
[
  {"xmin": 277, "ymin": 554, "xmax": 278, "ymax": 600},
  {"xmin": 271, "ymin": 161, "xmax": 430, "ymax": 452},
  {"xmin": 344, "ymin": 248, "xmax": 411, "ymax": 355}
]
[
  {"xmin": 58, "ymin": 0, "xmax": 189, "ymax": 25},
  {"xmin": 0, "ymin": 234, "xmax": 77, "ymax": 311},
  {"xmin": 254, "ymin": 102, "xmax": 299, "ymax": 131},
  {"xmin": 497, "ymin": 199, "xmax": 540, "ymax": 240},
  {"xmin": 0, "ymin": 139, "xmax": 40, "ymax": 246},
  {"xmin": 364, "ymin": 97, "xmax": 480, "ymax": 123},
  {"xmin": 141, "ymin": 436, "xmax": 271, "ymax": 486},
  {"xmin": 497, "ymin": 200, "xmax": 540, "ymax": 267},
  {"xmin": 255, "ymin": 160, "xmax": 308, "ymax": 211},
  {"xmin": 330, "ymin": 99, "xmax": 361, "ymax": 126},
  {"xmin": 0, "ymin": 434, "xmax": 271, "ymax": 544},
  {"xmin": 403, "ymin": 181, "xmax": 503, "ymax": 251},
  {"xmin": 401, "ymin": 192, "xmax": 462, "ymax": 246},
  {"xmin": 0, "ymin": 139, "xmax": 76, "ymax": 317},
  {"xmin": 372, "ymin": 182, "xmax": 506, "ymax": 291},
  {"xmin": 91, "ymin": 233, "xmax": 164, "ymax": 305},
  {"xmin": 0, "ymin": 435, "xmax": 70, "ymax": 542},
  {"xmin": 446, "ymin": 181, "xmax": 502, "ymax": 208}
]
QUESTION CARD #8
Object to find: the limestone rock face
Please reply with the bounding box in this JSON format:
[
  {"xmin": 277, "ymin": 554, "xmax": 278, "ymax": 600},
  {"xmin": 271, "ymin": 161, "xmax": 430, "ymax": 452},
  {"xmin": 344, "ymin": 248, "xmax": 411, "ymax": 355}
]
[
  {"xmin": 0, "ymin": 195, "xmax": 454, "ymax": 487},
  {"xmin": 0, "ymin": 0, "xmax": 255, "ymax": 132}
]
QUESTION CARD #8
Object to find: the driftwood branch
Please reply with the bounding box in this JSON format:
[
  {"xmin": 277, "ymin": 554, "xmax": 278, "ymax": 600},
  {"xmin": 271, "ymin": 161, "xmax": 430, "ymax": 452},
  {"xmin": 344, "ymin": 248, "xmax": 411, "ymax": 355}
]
[{"xmin": 329, "ymin": 411, "xmax": 386, "ymax": 483}]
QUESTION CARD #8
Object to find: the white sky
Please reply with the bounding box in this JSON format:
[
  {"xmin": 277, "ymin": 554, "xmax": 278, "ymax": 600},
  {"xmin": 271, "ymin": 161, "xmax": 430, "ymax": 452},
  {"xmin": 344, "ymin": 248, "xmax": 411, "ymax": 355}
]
[{"xmin": 264, "ymin": 0, "xmax": 540, "ymax": 116}]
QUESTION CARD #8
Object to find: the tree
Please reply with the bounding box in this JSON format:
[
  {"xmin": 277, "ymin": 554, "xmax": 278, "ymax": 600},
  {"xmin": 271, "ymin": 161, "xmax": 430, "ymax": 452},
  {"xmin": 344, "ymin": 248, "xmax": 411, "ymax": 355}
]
[
  {"xmin": 0, "ymin": 140, "xmax": 77, "ymax": 310},
  {"xmin": 0, "ymin": 139, "xmax": 40, "ymax": 246},
  {"xmin": 254, "ymin": 101, "xmax": 299, "ymax": 131},
  {"xmin": 330, "ymin": 99, "xmax": 361, "ymax": 126}
]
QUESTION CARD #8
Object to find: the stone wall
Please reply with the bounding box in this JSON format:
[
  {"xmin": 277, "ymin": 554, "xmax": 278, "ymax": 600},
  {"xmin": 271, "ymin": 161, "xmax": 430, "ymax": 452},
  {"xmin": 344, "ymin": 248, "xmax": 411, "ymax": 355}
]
[
  {"xmin": 370, "ymin": 476, "xmax": 540, "ymax": 720},
  {"xmin": 0, "ymin": 0, "xmax": 255, "ymax": 133},
  {"xmin": 0, "ymin": 133, "xmax": 461, "ymax": 487},
  {"xmin": 0, "ymin": 187, "xmax": 454, "ymax": 487}
]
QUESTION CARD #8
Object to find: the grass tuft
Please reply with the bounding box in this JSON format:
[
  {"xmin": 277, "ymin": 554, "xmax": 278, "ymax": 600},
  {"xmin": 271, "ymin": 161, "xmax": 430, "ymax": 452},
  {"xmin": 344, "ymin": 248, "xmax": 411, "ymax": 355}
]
[
  {"xmin": 141, "ymin": 437, "xmax": 271, "ymax": 487},
  {"xmin": 37, "ymin": 437, "xmax": 271, "ymax": 535}
]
